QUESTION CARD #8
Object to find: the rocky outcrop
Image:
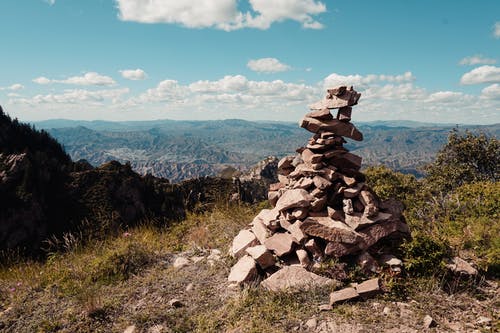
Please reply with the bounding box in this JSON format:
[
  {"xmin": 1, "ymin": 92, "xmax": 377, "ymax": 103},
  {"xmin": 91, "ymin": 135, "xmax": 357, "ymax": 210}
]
[{"xmin": 227, "ymin": 87, "xmax": 411, "ymax": 293}]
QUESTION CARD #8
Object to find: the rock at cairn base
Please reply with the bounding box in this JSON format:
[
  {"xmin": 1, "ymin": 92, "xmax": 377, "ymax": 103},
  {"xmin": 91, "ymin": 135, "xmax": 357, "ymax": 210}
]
[{"xmin": 227, "ymin": 86, "xmax": 410, "ymax": 293}]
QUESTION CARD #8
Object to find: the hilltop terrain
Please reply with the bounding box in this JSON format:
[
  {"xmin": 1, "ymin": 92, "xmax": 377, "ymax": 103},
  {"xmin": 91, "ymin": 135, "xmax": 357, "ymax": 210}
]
[
  {"xmin": 0, "ymin": 109, "xmax": 498, "ymax": 332},
  {"xmin": 34, "ymin": 119, "xmax": 500, "ymax": 182}
]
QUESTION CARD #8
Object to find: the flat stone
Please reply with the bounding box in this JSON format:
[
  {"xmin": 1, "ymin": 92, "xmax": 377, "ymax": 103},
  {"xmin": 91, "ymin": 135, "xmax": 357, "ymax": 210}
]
[
  {"xmin": 356, "ymin": 212, "xmax": 393, "ymax": 230},
  {"xmin": 305, "ymin": 239, "xmax": 323, "ymax": 260},
  {"xmin": 261, "ymin": 266, "xmax": 334, "ymax": 292},
  {"xmin": 305, "ymin": 108, "xmax": 333, "ymax": 120},
  {"xmin": 358, "ymin": 219, "xmax": 410, "ymax": 249},
  {"xmin": 264, "ymin": 233, "xmax": 295, "ymax": 257},
  {"xmin": 296, "ymin": 249, "xmax": 311, "ymax": 268},
  {"xmin": 337, "ymin": 106, "xmax": 352, "ymax": 121},
  {"xmin": 278, "ymin": 156, "xmax": 295, "ymax": 170},
  {"xmin": 319, "ymin": 304, "xmax": 332, "ymax": 311},
  {"xmin": 246, "ymin": 245, "xmax": 276, "ymax": 269},
  {"xmin": 327, "ymin": 86, "xmax": 348, "ymax": 97},
  {"xmin": 253, "ymin": 208, "xmax": 280, "ymax": 228},
  {"xmin": 446, "ymin": 257, "xmax": 478, "ymax": 275},
  {"xmin": 275, "ymin": 189, "xmax": 314, "ymax": 212},
  {"xmin": 355, "ymin": 278, "xmax": 381, "ymax": 297},
  {"xmin": 124, "ymin": 325, "xmax": 136, "ymax": 333},
  {"xmin": 285, "ymin": 221, "xmax": 307, "ymax": 243},
  {"xmin": 313, "ymin": 175, "xmax": 332, "ymax": 190},
  {"xmin": 228, "ymin": 255, "xmax": 258, "ymax": 284},
  {"xmin": 310, "ymin": 196, "xmax": 327, "ymax": 212},
  {"xmin": 277, "ymin": 174, "xmax": 289, "ymax": 185},
  {"xmin": 268, "ymin": 191, "xmax": 279, "ymax": 207},
  {"xmin": 291, "ymin": 207, "xmax": 308, "ymax": 220},
  {"xmin": 292, "ymin": 177, "xmax": 314, "ymax": 189},
  {"xmin": 423, "ymin": 315, "xmax": 437, "ymax": 328},
  {"xmin": 324, "ymin": 241, "xmax": 361, "ymax": 257},
  {"xmin": 269, "ymin": 182, "xmax": 285, "ymax": 192},
  {"xmin": 310, "ymin": 88, "xmax": 361, "ymax": 110},
  {"xmin": 251, "ymin": 218, "xmax": 270, "ymax": 245},
  {"xmin": 311, "ymin": 188, "xmax": 325, "ymax": 198},
  {"xmin": 300, "ymin": 217, "xmax": 362, "ymax": 244},
  {"xmin": 329, "ymin": 287, "xmax": 359, "ymax": 305},
  {"xmin": 299, "ymin": 117, "xmax": 363, "ymax": 141},
  {"xmin": 359, "ymin": 190, "xmax": 378, "ymax": 217},
  {"xmin": 306, "ymin": 142, "xmax": 328, "ymax": 150},
  {"xmin": 343, "ymin": 183, "xmax": 364, "ymax": 198},
  {"xmin": 379, "ymin": 254, "xmax": 403, "ymax": 267},
  {"xmin": 301, "ymin": 149, "xmax": 323, "ymax": 164},
  {"xmin": 231, "ymin": 229, "xmax": 258, "ymax": 258},
  {"xmin": 173, "ymin": 257, "xmax": 190, "ymax": 269},
  {"xmin": 328, "ymin": 152, "xmax": 362, "ymax": 171},
  {"xmin": 305, "ymin": 317, "xmax": 318, "ymax": 329},
  {"xmin": 327, "ymin": 207, "xmax": 345, "ymax": 220}
]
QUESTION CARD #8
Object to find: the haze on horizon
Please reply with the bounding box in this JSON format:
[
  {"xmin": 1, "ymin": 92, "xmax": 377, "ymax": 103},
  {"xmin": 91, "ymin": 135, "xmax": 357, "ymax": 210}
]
[{"xmin": 0, "ymin": 0, "xmax": 499, "ymax": 124}]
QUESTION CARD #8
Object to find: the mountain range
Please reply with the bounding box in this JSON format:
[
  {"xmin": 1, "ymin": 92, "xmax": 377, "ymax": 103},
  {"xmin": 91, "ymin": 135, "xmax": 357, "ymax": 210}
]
[{"xmin": 34, "ymin": 119, "xmax": 500, "ymax": 182}]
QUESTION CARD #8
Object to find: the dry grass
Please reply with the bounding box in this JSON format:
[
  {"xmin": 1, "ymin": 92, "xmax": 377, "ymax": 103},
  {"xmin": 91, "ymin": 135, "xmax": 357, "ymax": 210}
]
[{"xmin": 0, "ymin": 202, "xmax": 498, "ymax": 332}]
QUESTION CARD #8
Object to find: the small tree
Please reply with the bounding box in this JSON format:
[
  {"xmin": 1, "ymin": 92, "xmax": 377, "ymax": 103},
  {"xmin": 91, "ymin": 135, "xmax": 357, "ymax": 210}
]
[{"xmin": 425, "ymin": 129, "xmax": 499, "ymax": 193}]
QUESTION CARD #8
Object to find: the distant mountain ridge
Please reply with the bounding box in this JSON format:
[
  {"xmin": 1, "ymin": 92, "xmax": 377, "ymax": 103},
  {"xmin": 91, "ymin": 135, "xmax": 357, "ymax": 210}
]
[{"xmin": 33, "ymin": 119, "xmax": 500, "ymax": 182}]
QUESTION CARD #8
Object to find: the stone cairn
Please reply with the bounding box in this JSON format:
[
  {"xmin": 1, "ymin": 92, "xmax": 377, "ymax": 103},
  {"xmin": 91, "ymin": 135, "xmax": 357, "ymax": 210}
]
[{"xmin": 228, "ymin": 86, "xmax": 410, "ymax": 302}]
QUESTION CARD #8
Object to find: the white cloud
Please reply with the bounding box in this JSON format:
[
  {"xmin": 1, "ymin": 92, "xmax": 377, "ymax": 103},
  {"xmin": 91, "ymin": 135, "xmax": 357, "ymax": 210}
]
[
  {"xmin": 10, "ymin": 71, "xmax": 500, "ymax": 124},
  {"xmin": 481, "ymin": 84, "xmax": 500, "ymax": 100},
  {"xmin": 61, "ymin": 72, "xmax": 116, "ymax": 86},
  {"xmin": 114, "ymin": 0, "xmax": 326, "ymax": 31},
  {"xmin": 44, "ymin": 0, "xmax": 56, "ymax": 5},
  {"xmin": 11, "ymin": 88, "xmax": 129, "ymax": 106},
  {"xmin": 128, "ymin": 80, "xmax": 188, "ymax": 105},
  {"xmin": 323, "ymin": 71, "xmax": 415, "ymax": 90},
  {"xmin": 460, "ymin": 65, "xmax": 500, "ymax": 85},
  {"xmin": 8, "ymin": 84, "xmax": 24, "ymax": 91},
  {"xmin": 247, "ymin": 58, "xmax": 291, "ymax": 73},
  {"xmin": 120, "ymin": 69, "xmax": 148, "ymax": 80},
  {"xmin": 494, "ymin": 22, "xmax": 500, "ymax": 39},
  {"xmin": 425, "ymin": 91, "xmax": 464, "ymax": 103},
  {"xmin": 31, "ymin": 72, "xmax": 116, "ymax": 86},
  {"xmin": 33, "ymin": 76, "xmax": 51, "ymax": 85},
  {"xmin": 459, "ymin": 55, "xmax": 496, "ymax": 66}
]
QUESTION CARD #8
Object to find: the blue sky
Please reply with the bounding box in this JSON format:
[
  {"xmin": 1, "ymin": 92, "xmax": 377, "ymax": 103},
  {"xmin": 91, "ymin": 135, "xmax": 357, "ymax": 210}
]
[{"xmin": 0, "ymin": 0, "xmax": 499, "ymax": 123}]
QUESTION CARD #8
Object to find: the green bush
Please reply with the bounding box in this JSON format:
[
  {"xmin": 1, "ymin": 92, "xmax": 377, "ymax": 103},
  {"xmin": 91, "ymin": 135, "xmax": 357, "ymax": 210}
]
[
  {"xmin": 402, "ymin": 233, "xmax": 450, "ymax": 276},
  {"xmin": 425, "ymin": 130, "xmax": 499, "ymax": 193}
]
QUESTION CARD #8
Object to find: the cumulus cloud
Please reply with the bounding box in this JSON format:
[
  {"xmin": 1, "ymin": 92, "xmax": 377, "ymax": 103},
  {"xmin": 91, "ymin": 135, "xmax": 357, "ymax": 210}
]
[
  {"xmin": 12, "ymin": 70, "xmax": 500, "ymax": 124},
  {"xmin": 31, "ymin": 72, "xmax": 116, "ymax": 86},
  {"xmin": 481, "ymin": 84, "xmax": 500, "ymax": 100},
  {"xmin": 120, "ymin": 69, "xmax": 148, "ymax": 80},
  {"xmin": 0, "ymin": 84, "xmax": 24, "ymax": 91},
  {"xmin": 494, "ymin": 22, "xmax": 500, "ymax": 39},
  {"xmin": 323, "ymin": 71, "xmax": 415, "ymax": 90},
  {"xmin": 460, "ymin": 65, "xmax": 500, "ymax": 85},
  {"xmin": 9, "ymin": 84, "xmax": 24, "ymax": 91},
  {"xmin": 33, "ymin": 76, "xmax": 51, "ymax": 84},
  {"xmin": 247, "ymin": 58, "xmax": 291, "ymax": 73},
  {"xmin": 114, "ymin": 0, "xmax": 326, "ymax": 31},
  {"xmin": 44, "ymin": 0, "xmax": 56, "ymax": 5},
  {"xmin": 459, "ymin": 55, "xmax": 496, "ymax": 66},
  {"xmin": 11, "ymin": 88, "xmax": 129, "ymax": 106}
]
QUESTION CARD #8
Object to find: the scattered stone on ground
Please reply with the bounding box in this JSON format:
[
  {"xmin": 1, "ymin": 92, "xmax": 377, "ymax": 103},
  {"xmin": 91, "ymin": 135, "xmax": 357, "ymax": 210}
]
[
  {"xmin": 172, "ymin": 257, "xmax": 190, "ymax": 269},
  {"xmin": 423, "ymin": 315, "xmax": 437, "ymax": 328},
  {"xmin": 168, "ymin": 298, "xmax": 183, "ymax": 308}
]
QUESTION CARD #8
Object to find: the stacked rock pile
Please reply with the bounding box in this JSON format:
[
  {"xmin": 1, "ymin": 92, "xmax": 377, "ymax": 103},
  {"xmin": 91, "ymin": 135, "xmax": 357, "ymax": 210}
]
[{"xmin": 228, "ymin": 86, "xmax": 410, "ymax": 293}]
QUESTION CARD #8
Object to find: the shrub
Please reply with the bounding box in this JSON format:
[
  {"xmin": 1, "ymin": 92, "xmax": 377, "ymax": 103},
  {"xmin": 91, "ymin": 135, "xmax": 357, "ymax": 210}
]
[{"xmin": 425, "ymin": 130, "xmax": 499, "ymax": 192}]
